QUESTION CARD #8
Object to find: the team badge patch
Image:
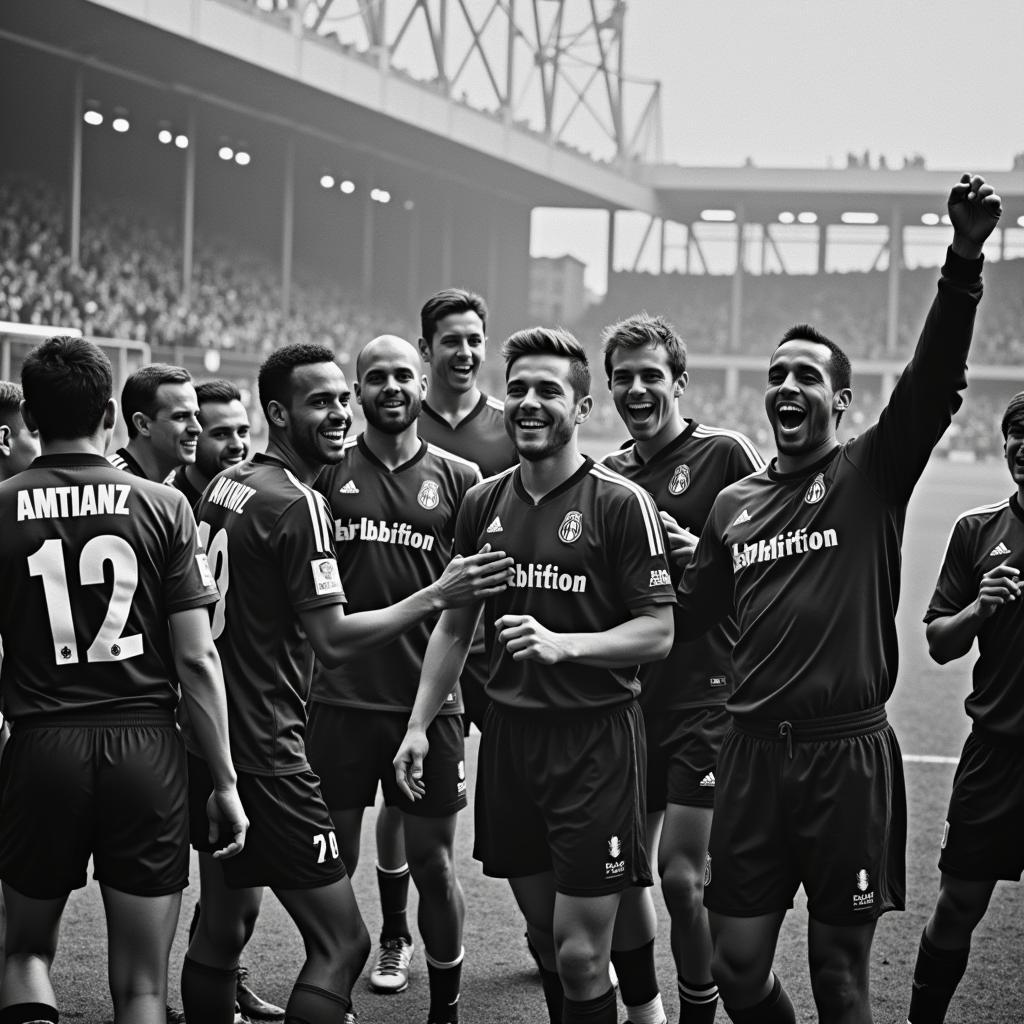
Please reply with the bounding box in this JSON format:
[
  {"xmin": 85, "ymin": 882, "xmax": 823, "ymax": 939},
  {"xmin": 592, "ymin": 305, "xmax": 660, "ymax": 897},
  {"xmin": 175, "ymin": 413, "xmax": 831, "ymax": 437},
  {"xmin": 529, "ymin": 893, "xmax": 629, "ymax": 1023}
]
[
  {"xmin": 310, "ymin": 558, "xmax": 343, "ymax": 595},
  {"xmin": 558, "ymin": 510, "xmax": 583, "ymax": 543},
  {"xmin": 195, "ymin": 553, "xmax": 215, "ymax": 589},
  {"xmin": 804, "ymin": 472, "xmax": 826, "ymax": 504},
  {"xmin": 417, "ymin": 480, "xmax": 440, "ymax": 509},
  {"xmin": 668, "ymin": 464, "xmax": 691, "ymax": 495}
]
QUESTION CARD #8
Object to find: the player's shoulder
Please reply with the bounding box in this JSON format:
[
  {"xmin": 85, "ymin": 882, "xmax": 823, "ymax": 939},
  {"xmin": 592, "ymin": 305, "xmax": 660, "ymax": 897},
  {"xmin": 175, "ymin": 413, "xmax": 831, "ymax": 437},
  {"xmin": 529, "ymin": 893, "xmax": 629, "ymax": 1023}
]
[
  {"xmin": 598, "ymin": 439, "xmax": 636, "ymax": 472},
  {"xmin": 691, "ymin": 423, "xmax": 766, "ymax": 468},
  {"xmin": 424, "ymin": 441, "xmax": 483, "ymax": 481},
  {"xmin": 482, "ymin": 393, "xmax": 505, "ymax": 415},
  {"xmin": 950, "ymin": 497, "xmax": 1011, "ymax": 532},
  {"xmin": 466, "ymin": 463, "xmax": 517, "ymax": 502},
  {"xmin": 587, "ymin": 459, "xmax": 659, "ymax": 510}
]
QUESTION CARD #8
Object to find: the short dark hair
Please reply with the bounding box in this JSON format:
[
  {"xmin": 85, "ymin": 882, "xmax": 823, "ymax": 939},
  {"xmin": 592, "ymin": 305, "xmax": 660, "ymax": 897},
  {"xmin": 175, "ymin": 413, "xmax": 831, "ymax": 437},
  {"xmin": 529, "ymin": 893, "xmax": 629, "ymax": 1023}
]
[
  {"xmin": 601, "ymin": 312, "xmax": 687, "ymax": 381},
  {"xmin": 121, "ymin": 364, "xmax": 193, "ymax": 438},
  {"xmin": 195, "ymin": 378, "xmax": 242, "ymax": 406},
  {"xmin": 1001, "ymin": 391, "xmax": 1024, "ymax": 439},
  {"xmin": 420, "ymin": 288, "xmax": 488, "ymax": 345},
  {"xmin": 776, "ymin": 324, "xmax": 852, "ymax": 392},
  {"xmin": 0, "ymin": 381, "xmax": 24, "ymax": 423},
  {"xmin": 21, "ymin": 336, "xmax": 112, "ymax": 441},
  {"xmin": 503, "ymin": 327, "xmax": 591, "ymax": 401},
  {"xmin": 258, "ymin": 344, "xmax": 337, "ymax": 416}
]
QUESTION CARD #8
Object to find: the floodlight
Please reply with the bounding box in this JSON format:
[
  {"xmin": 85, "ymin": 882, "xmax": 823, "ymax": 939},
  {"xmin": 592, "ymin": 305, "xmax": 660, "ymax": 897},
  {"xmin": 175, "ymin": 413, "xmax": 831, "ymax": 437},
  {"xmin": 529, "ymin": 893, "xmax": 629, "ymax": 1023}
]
[
  {"xmin": 320, "ymin": 173, "xmax": 336, "ymax": 189},
  {"xmin": 403, "ymin": 200, "xmax": 415, "ymax": 211},
  {"xmin": 111, "ymin": 108, "xmax": 130, "ymax": 133},
  {"xmin": 777, "ymin": 211, "xmax": 795, "ymax": 224},
  {"xmin": 174, "ymin": 134, "xmax": 189, "ymax": 149},
  {"xmin": 1018, "ymin": 216, "xmax": 1024, "ymax": 228},
  {"xmin": 921, "ymin": 213, "xmax": 940, "ymax": 226},
  {"xmin": 340, "ymin": 180, "xmax": 355, "ymax": 194},
  {"xmin": 700, "ymin": 209, "xmax": 735, "ymax": 222},
  {"xmin": 797, "ymin": 212, "xmax": 818, "ymax": 224},
  {"xmin": 840, "ymin": 212, "xmax": 879, "ymax": 225},
  {"xmin": 83, "ymin": 100, "xmax": 103, "ymax": 127},
  {"xmin": 157, "ymin": 125, "xmax": 173, "ymax": 145},
  {"xmin": 234, "ymin": 147, "xmax": 251, "ymax": 166},
  {"xmin": 219, "ymin": 145, "xmax": 234, "ymax": 161}
]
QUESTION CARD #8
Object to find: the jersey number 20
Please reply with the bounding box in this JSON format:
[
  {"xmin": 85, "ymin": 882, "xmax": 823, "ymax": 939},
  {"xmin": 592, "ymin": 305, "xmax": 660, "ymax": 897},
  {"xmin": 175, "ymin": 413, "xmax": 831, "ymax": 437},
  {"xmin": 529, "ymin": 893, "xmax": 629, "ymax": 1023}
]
[{"xmin": 28, "ymin": 536, "xmax": 143, "ymax": 666}]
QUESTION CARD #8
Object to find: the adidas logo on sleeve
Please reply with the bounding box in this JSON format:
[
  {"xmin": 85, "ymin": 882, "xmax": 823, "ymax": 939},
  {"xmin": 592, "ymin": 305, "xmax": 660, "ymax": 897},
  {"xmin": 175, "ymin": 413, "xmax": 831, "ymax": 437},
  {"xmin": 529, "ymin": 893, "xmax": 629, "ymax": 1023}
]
[
  {"xmin": 989, "ymin": 541, "xmax": 1010, "ymax": 557},
  {"xmin": 486, "ymin": 516, "xmax": 503, "ymax": 533}
]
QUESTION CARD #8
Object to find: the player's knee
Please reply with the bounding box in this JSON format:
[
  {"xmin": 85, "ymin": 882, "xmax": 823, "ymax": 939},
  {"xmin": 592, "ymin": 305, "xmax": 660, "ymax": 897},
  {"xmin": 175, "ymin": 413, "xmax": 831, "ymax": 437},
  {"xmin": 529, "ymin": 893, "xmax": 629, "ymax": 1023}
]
[
  {"xmin": 199, "ymin": 904, "xmax": 257, "ymax": 957},
  {"xmin": 933, "ymin": 884, "xmax": 986, "ymax": 934},
  {"xmin": 555, "ymin": 933, "xmax": 606, "ymax": 989},
  {"xmin": 808, "ymin": 956, "xmax": 868, "ymax": 1016},
  {"xmin": 709, "ymin": 940, "xmax": 763, "ymax": 1001},
  {"xmin": 408, "ymin": 842, "xmax": 458, "ymax": 897},
  {"xmin": 660, "ymin": 854, "xmax": 705, "ymax": 920}
]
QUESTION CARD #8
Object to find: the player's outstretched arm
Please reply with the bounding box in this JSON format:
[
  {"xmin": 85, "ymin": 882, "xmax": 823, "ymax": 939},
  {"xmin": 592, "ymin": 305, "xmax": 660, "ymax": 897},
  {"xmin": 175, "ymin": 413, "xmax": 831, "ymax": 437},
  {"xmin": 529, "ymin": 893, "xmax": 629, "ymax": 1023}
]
[
  {"xmin": 926, "ymin": 564, "xmax": 1021, "ymax": 664},
  {"xmin": 947, "ymin": 173, "xmax": 1002, "ymax": 259},
  {"xmin": 169, "ymin": 606, "xmax": 248, "ymax": 859},
  {"xmin": 394, "ymin": 603, "xmax": 480, "ymax": 801},
  {"xmin": 495, "ymin": 604, "xmax": 673, "ymax": 668},
  {"xmin": 301, "ymin": 545, "xmax": 512, "ymax": 666}
]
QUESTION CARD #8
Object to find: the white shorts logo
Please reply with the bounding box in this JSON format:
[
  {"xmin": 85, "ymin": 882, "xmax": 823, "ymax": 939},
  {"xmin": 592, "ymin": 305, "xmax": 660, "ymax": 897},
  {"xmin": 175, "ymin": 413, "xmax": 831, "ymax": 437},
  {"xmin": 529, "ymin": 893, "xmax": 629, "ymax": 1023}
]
[{"xmin": 311, "ymin": 558, "xmax": 343, "ymax": 595}]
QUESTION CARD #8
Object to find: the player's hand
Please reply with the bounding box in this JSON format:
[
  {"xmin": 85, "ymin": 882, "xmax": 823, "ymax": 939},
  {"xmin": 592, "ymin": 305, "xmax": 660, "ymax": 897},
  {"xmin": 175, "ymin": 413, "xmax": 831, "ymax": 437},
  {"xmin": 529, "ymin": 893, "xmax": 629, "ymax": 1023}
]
[
  {"xmin": 659, "ymin": 511, "xmax": 698, "ymax": 570},
  {"xmin": 431, "ymin": 543, "xmax": 514, "ymax": 609},
  {"xmin": 495, "ymin": 614, "xmax": 567, "ymax": 664},
  {"xmin": 948, "ymin": 174, "xmax": 1002, "ymax": 258},
  {"xmin": 207, "ymin": 786, "xmax": 249, "ymax": 860},
  {"xmin": 394, "ymin": 728, "xmax": 429, "ymax": 801},
  {"xmin": 973, "ymin": 563, "xmax": 1021, "ymax": 619}
]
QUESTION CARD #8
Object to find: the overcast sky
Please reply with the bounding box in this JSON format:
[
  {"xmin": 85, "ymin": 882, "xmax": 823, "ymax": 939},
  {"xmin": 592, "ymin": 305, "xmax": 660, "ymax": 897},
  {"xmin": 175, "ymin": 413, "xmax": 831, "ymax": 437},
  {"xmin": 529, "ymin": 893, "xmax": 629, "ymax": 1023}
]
[{"xmin": 532, "ymin": 0, "xmax": 1024, "ymax": 291}]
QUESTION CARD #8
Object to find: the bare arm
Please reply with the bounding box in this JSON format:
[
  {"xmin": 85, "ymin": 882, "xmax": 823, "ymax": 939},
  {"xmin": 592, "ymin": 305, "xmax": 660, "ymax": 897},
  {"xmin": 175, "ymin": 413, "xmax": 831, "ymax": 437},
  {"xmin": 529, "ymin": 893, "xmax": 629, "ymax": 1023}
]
[
  {"xmin": 494, "ymin": 604, "xmax": 674, "ymax": 668},
  {"xmin": 300, "ymin": 547, "xmax": 512, "ymax": 667},
  {"xmin": 393, "ymin": 602, "xmax": 481, "ymax": 800},
  {"xmin": 169, "ymin": 606, "xmax": 248, "ymax": 858},
  {"xmin": 926, "ymin": 564, "xmax": 1020, "ymax": 664}
]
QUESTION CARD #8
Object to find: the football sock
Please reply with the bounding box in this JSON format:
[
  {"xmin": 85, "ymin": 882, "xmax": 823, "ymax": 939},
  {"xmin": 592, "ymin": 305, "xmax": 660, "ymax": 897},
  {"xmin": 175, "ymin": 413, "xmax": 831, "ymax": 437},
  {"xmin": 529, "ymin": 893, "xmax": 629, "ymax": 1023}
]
[
  {"xmin": 907, "ymin": 929, "xmax": 970, "ymax": 1023},
  {"xmin": 539, "ymin": 964, "xmax": 565, "ymax": 1024},
  {"xmin": 678, "ymin": 977, "xmax": 719, "ymax": 1024},
  {"xmin": 562, "ymin": 986, "xmax": 617, "ymax": 1024},
  {"xmin": 283, "ymin": 982, "xmax": 351, "ymax": 1024},
  {"xmin": 611, "ymin": 940, "xmax": 664, "ymax": 1023},
  {"xmin": 376, "ymin": 862, "xmax": 412, "ymax": 941},
  {"xmin": 425, "ymin": 946, "xmax": 464, "ymax": 1023},
  {"xmin": 724, "ymin": 975, "xmax": 796, "ymax": 1024},
  {"xmin": 0, "ymin": 1004, "xmax": 59, "ymax": 1024},
  {"xmin": 181, "ymin": 956, "xmax": 237, "ymax": 1023}
]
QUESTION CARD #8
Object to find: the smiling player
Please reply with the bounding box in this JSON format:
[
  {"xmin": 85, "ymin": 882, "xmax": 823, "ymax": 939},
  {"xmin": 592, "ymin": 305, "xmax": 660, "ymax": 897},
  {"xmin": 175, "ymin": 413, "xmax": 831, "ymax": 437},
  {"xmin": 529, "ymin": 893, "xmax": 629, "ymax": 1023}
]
[
  {"xmin": 675, "ymin": 175, "xmax": 1001, "ymax": 1024},
  {"xmin": 109, "ymin": 364, "xmax": 200, "ymax": 484},
  {"xmin": 601, "ymin": 313, "xmax": 763, "ymax": 1024}
]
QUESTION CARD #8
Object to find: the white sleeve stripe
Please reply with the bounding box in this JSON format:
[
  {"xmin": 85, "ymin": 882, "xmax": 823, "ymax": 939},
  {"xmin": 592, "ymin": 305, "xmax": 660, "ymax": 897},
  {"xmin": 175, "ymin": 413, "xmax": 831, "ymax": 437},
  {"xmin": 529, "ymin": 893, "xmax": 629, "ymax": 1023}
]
[
  {"xmin": 692, "ymin": 425, "xmax": 766, "ymax": 470},
  {"xmin": 425, "ymin": 443, "xmax": 483, "ymax": 477},
  {"xmin": 484, "ymin": 395, "xmax": 504, "ymax": 411},
  {"xmin": 283, "ymin": 468, "xmax": 328, "ymax": 553},
  {"xmin": 589, "ymin": 464, "xmax": 664, "ymax": 557},
  {"xmin": 940, "ymin": 500, "xmax": 1008, "ymax": 556}
]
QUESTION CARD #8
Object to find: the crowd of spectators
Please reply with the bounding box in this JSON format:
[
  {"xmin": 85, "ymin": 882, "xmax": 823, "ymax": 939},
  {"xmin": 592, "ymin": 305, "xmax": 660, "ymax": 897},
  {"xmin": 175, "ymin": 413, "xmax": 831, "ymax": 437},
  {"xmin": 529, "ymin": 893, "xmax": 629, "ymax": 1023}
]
[
  {"xmin": 0, "ymin": 175, "xmax": 412, "ymax": 359},
  {"xmin": 1, "ymin": 174, "xmax": 1017, "ymax": 459},
  {"xmin": 592, "ymin": 257, "xmax": 1024, "ymax": 365}
]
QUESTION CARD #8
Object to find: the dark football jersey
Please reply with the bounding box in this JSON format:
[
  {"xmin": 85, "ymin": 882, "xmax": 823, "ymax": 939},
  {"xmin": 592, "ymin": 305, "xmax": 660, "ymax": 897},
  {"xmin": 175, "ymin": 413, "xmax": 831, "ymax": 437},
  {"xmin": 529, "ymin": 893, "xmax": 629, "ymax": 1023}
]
[
  {"xmin": 170, "ymin": 465, "xmax": 204, "ymax": 515},
  {"xmin": 925, "ymin": 494, "xmax": 1024, "ymax": 738},
  {"xmin": 455, "ymin": 457, "xmax": 676, "ymax": 711},
  {"xmin": 311, "ymin": 435, "xmax": 481, "ymax": 714},
  {"xmin": 108, "ymin": 447, "xmax": 176, "ymax": 486},
  {"xmin": 419, "ymin": 393, "xmax": 517, "ymax": 479},
  {"xmin": 0, "ymin": 453, "xmax": 219, "ymax": 718},
  {"xmin": 193, "ymin": 453, "xmax": 346, "ymax": 776},
  {"xmin": 602, "ymin": 422, "xmax": 764, "ymax": 710},
  {"xmin": 678, "ymin": 249, "xmax": 984, "ymax": 721}
]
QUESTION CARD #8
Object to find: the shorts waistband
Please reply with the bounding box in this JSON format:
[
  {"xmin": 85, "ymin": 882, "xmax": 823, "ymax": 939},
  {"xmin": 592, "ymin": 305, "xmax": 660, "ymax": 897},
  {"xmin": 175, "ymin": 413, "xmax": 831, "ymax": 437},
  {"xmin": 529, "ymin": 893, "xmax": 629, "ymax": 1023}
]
[
  {"xmin": 733, "ymin": 706, "xmax": 888, "ymax": 758},
  {"xmin": 14, "ymin": 708, "xmax": 177, "ymax": 730},
  {"xmin": 971, "ymin": 723, "xmax": 1024, "ymax": 750},
  {"xmin": 489, "ymin": 698, "xmax": 636, "ymax": 723}
]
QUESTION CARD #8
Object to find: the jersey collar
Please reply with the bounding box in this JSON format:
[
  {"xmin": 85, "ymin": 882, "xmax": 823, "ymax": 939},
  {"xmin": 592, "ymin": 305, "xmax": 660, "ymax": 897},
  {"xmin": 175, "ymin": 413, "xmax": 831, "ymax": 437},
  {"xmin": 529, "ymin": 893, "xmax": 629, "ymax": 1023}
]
[
  {"xmin": 766, "ymin": 444, "xmax": 841, "ymax": 484},
  {"xmin": 1010, "ymin": 493, "xmax": 1024, "ymax": 525},
  {"xmin": 421, "ymin": 393, "xmax": 488, "ymax": 431},
  {"xmin": 513, "ymin": 456, "xmax": 593, "ymax": 507},
  {"xmin": 30, "ymin": 453, "xmax": 112, "ymax": 468},
  {"xmin": 628, "ymin": 420, "xmax": 698, "ymax": 467},
  {"xmin": 356, "ymin": 433, "xmax": 428, "ymax": 474}
]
